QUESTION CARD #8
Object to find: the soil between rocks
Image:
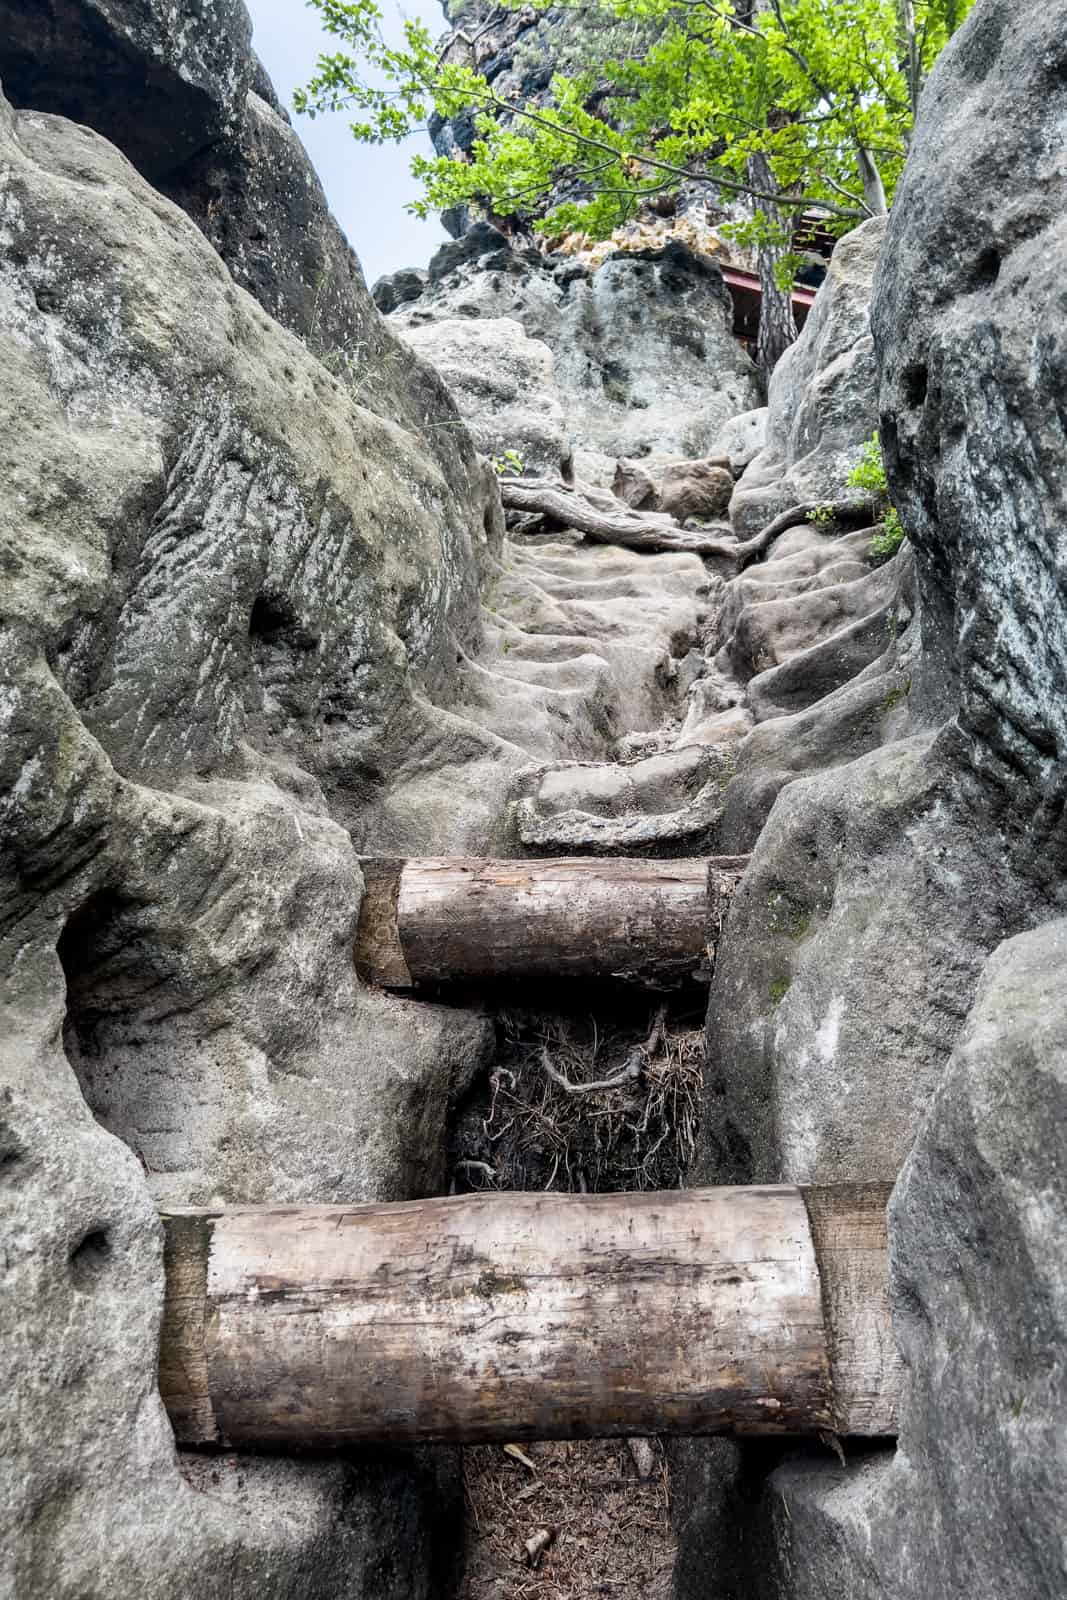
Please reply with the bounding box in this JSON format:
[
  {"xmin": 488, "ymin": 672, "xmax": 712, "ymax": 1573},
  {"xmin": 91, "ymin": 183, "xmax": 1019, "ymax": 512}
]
[{"xmin": 461, "ymin": 1439, "xmax": 674, "ymax": 1600}]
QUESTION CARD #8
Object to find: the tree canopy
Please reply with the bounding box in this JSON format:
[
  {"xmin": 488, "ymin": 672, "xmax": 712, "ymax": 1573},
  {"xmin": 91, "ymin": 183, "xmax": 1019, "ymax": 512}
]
[{"xmin": 296, "ymin": 0, "xmax": 975, "ymax": 365}]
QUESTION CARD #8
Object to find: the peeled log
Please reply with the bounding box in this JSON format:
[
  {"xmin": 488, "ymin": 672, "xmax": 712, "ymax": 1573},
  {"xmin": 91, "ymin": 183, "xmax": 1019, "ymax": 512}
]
[
  {"xmin": 159, "ymin": 1184, "xmax": 901, "ymax": 1450},
  {"xmin": 354, "ymin": 856, "xmax": 749, "ymax": 988}
]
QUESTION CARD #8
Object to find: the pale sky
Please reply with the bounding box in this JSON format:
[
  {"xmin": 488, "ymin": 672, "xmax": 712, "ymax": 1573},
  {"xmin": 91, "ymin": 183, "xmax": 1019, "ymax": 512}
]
[{"xmin": 245, "ymin": 0, "xmax": 450, "ymax": 285}]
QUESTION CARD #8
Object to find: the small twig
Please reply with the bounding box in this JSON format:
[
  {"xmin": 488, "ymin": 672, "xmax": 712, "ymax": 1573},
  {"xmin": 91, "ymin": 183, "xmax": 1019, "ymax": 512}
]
[
  {"xmin": 455, "ymin": 1159, "xmax": 497, "ymax": 1180},
  {"xmin": 504, "ymin": 1442, "xmax": 539, "ymax": 1474},
  {"xmin": 540, "ymin": 1044, "xmax": 641, "ymax": 1097}
]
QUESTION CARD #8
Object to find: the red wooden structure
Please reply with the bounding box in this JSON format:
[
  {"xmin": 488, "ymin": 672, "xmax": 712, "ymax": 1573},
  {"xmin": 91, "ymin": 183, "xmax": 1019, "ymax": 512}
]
[{"xmin": 722, "ymin": 266, "xmax": 819, "ymax": 352}]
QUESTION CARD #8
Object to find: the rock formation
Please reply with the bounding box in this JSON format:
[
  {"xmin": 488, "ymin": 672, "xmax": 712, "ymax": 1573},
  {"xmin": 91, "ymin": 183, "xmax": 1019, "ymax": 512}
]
[
  {"xmin": 727, "ymin": 216, "xmax": 886, "ymax": 538},
  {"xmin": 673, "ymin": 5, "xmax": 1067, "ymax": 1596},
  {"xmin": 0, "ymin": 47, "xmax": 488, "ymax": 1600},
  {"xmin": 380, "ymin": 223, "xmax": 762, "ymax": 481},
  {"xmin": 2, "ymin": 0, "xmax": 1066, "ymax": 1597}
]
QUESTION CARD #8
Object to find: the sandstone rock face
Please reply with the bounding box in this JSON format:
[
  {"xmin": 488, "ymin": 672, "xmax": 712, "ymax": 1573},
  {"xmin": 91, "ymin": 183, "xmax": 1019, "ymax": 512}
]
[
  {"xmin": 729, "ymin": 217, "xmax": 887, "ymax": 537},
  {"xmin": 389, "ymin": 230, "xmax": 761, "ymax": 479},
  {"xmin": 874, "ymin": 0, "xmax": 1067, "ymax": 820},
  {"xmin": 401, "ymin": 315, "xmax": 572, "ymax": 478},
  {"xmin": 0, "ymin": 0, "xmax": 253, "ymax": 178},
  {"xmin": 0, "ymin": 53, "xmax": 732, "ymax": 1595},
  {"xmin": 0, "ymin": 68, "xmax": 489, "ymax": 1600},
  {"xmin": 676, "ymin": 5, "xmax": 1067, "ymax": 1596},
  {"xmin": 0, "ymin": 0, "xmax": 477, "ymax": 508},
  {"xmin": 878, "ymin": 917, "xmax": 1067, "ymax": 1599}
]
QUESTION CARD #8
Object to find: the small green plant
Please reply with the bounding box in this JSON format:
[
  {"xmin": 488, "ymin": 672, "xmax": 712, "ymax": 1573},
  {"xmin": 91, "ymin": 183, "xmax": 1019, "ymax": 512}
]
[
  {"xmin": 848, "ymin": 433, "xmax": 906, "ymax": 563},
  {"xmin": 848, "ymin": 432, "xmax": 889, "ymax": 497},
  {"xmin": 492, "ymin": 448, "xmax": 525, "ymax": 478},
  {"xmin": 870, "ymin": 507, "xmax": 906, "ymax": 561},
  {"xmin": 807, "ymin": 502, "xmax": 836, "ymax": 529}
]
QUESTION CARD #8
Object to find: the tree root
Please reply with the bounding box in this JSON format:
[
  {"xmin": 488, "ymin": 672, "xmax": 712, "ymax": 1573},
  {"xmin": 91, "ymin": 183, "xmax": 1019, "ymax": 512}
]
[
  {"xmin": 499, "ymin": 477, "xmax": 738, "ymax": 556},
  {"xmin": 498, "ymin": 476, "xmax": 877, "ymax": 568},
  {"xmin": 732, "ymin": 499, "xmax": 879, "ymax": 568},
  {"xmin": 539, "ymin": 1006, "xmax": 668, "ymax": 1097}
]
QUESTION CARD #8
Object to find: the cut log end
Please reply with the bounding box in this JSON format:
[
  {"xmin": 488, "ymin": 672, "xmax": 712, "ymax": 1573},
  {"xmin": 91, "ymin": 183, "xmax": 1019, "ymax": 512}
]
[
  {"xmin": 159, "ymin": 1211, "xmax": 221, "ymax": 1447},
  {"xmin": 803, "ymin": 1182, "xmax": 904, "ymax": 1437}
]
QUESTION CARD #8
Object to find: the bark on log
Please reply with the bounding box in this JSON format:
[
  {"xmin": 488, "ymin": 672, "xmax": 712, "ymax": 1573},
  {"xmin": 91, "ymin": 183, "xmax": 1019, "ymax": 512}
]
[
  {"xmin": 354, "ymin": 856, "xmax": 749, "ymax": 989},
  {"xmin": 159, "ymin": 1184, "xmax": 902, "ymax": 1450}
]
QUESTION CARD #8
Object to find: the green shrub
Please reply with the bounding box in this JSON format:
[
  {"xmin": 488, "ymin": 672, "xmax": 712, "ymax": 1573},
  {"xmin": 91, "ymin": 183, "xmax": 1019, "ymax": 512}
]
[
  {"xmin": 848, "ymin": 433, "xmax": 889, "ymax": 497},
  {"xmin": 870, "ymin": 507, "xmax": 906, "ymax": 561},
  {"xmin": 849, "ymin": 433, "xmax": 906, "ymax": 562}
]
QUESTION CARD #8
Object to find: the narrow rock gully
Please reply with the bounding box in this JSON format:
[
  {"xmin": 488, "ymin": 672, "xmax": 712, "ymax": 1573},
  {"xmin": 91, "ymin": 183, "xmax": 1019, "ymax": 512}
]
[
  {"xmin": 336, "ymin": 417, "xmax": 909, "ymax": 1597},
  {"xmin": 7, "ymin": 11, "xmax": 1066, "ymax": 1597}
]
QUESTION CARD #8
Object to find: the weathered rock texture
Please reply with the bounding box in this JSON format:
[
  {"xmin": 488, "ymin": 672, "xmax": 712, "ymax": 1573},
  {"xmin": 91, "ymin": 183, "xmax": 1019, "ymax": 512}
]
[
  {"xmin": 505, "ymin": 213, "xmax": 912, "ymax": 862},
  {"xmin": 401, "ymin": 314, "xmax": 571, "ymax": 478},
  {"xmin": 0, "ymin": 15, "xmax": 493, "ymax": 1592},
  {"xmin": 0, "ymin": 0, "xmax": 254, "ymax": 179},
  {"xmin": 676, "ymin": 3, "xmax": 1067, "ymax": 1597},
  {"xmin": 384, "ymin": 224, "xmax": 761, "ymax": 481},
  {"xmin": 0, "ymin": 0, "xmax": 476, "ymax": 500},
  {"xmin": 0, "ymin": 10, "xmax": 739, "ymax": 1587},
  {"xmin": 3, "ymin": 1, "xmax": 1067, "ymax": 1597},
  {"xmin": 879, "ymin": 918, "xmax": 1067, "ymax": 1599},
  {"xmin": 512, "ymin": 513, "xmax": 913, "ymax": 859},
  {"xmin": 729, "ymin": 217, "xmax": 887, "ymax": 538}
]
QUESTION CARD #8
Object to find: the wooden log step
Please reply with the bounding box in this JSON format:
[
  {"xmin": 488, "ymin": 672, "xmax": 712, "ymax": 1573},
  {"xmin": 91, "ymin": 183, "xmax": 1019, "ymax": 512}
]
[
  {"xmin": 354, "ymin": 855, "xmax": 750, "ymax": 988},
  {"xmin": 160, "ymin": 1183, "xmax": 901, "ymax": 1450}
]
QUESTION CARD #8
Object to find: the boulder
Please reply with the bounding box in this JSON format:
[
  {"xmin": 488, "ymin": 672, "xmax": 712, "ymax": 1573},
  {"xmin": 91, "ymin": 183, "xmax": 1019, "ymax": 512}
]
[
  {"xmin": 372, "ymin": 266, "xmax": 428, "ymax": 314},
  {"xmin": 711, "ymin": 405, "xmax": 768, "ymax": 474},
  {"xmin": 729, "ymin": 217, "xmax": 888, "ymax": 538},
  {"xmin": 611, "ymin": 454, "xmax": 733, "ymax": 520},
  {"xmin": 398, "ymin": 316, "xmax": 572, "ymax": 478},
  {"xmin": 390, "ymin": 237, "xmax": 762, "ymax": 478},
  {"xmin": 658, "ymin": 458, "xmax": 734, "ymax": 523},
  {"xmin": 612, "ymin": 457, "xmax": 658, "ymax": 510}
]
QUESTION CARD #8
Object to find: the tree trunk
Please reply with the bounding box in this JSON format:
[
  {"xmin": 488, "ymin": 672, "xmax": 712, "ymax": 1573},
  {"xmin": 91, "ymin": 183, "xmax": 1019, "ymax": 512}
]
[
  {"xmin": 856, "ymin": 146, "xmax": 889, "ymax": 216},
  {"xmin": 354, "ymin": 856, "xmax": 749, "ymax": 989},
  {"xmin": 159, "ymin": 1183, "xmax": 902, "ymax": 1449},
  {"xmin": 749, "ymin": 151, "xmax": 799, "ymax": 383}
]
